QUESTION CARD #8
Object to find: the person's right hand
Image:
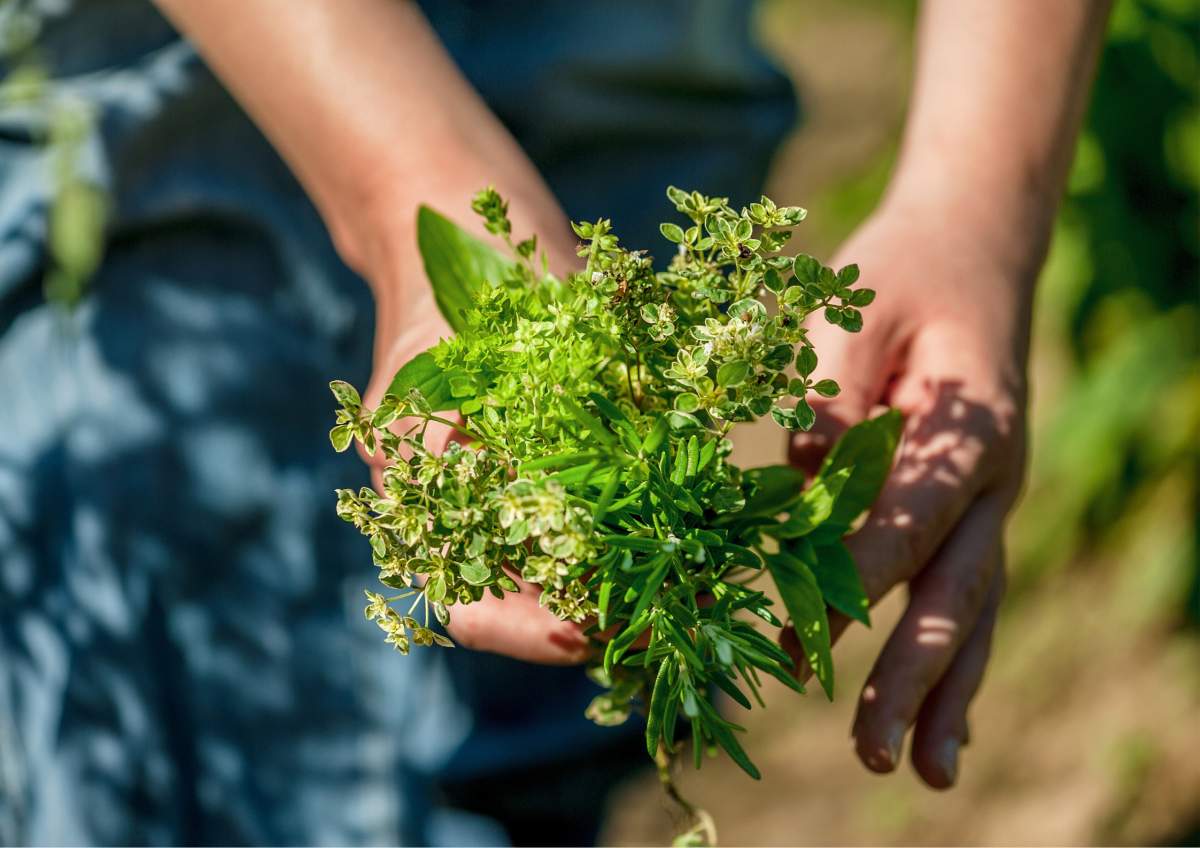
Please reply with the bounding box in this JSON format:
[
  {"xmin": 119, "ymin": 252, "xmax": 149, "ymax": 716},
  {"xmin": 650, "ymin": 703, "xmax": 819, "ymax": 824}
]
[{"xmin": 784, "ymin": 195, "xmax": 1033, "ymax": 789}]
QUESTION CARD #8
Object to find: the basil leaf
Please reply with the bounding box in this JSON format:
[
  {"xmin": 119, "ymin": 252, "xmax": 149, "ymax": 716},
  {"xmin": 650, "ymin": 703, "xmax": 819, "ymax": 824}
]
[
  {"xmin": 765, "ymin": 550, "xmax": 834, "ymax": 699},
  {"xmin": 818, "ymin": 409, "xmax": 903, "ymax": 527},
  {"xmin": 417, "ymin": 204, "xmax": 512, "ymax": 332},
  {"xmin": 740, "ymin": 464, "xmax": 806, "ymax": 517},
  {"xmin": 802, "ymin": 537, "xmax": 871, "ymax": 627},
  {"xmin": 386, "ymin": 348, "xmax": 462, "ymax": 412}
]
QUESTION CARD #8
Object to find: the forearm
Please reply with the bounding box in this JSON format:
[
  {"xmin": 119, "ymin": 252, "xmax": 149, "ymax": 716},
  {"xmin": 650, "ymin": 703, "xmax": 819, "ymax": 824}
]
[
  {"xmin": 153, "ymin": 0, "xmax": 566, "ymax": 289},
  {"xmin": 885, "ymin": 0, "xmax": 1112, "ymax": 280}
]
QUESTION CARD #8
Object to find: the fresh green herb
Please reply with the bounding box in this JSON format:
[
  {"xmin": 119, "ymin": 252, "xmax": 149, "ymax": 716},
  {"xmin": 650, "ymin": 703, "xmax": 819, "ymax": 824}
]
[{"xmin": 330, "ymin": 187, "xmax": 901, "ymax": 845}]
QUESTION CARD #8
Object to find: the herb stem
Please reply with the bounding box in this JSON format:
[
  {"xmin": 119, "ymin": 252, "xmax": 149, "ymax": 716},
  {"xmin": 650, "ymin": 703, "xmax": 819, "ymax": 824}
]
[
  {"xmin": 424, "ymin": 414, "xmax": 491, "ymax": 447},
  {"xmin": 655, "ymin": 739, "xmax": 718, "ymax": 846}
]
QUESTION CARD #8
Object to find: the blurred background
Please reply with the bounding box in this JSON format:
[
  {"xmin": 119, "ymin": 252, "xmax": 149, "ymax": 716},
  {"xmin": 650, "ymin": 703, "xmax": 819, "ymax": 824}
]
[{"xmin": 606, "ymin": 0, "xmax": 1200, "ymax": 844}]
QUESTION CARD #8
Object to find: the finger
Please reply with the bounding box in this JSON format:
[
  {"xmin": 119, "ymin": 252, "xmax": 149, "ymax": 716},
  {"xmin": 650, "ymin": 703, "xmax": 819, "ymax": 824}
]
[
  {"xmin": 851, "ymin": 493, "xmax": 1005, "ymax": 773},
  {"xmin": 841, "ymin": 317, "xmax": 1022, "ymax": 604},
  {"xmin": 842, "ymin": 379, "xmax": 998, "ymax": 605},
  {"xmin": 910, "ymin": 564, "xmax": 1003, "ymax": 789},
  {"xmin": 446, "ymin": 582, "xmax": 591, "ymax": 665}
]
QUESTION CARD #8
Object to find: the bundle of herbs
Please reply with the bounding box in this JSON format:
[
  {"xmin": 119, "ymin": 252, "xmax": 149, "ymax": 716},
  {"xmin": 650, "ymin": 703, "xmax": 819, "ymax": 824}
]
[{"xmin": 330, "ymin": 187, "xmax": 901, "ymax": 845}]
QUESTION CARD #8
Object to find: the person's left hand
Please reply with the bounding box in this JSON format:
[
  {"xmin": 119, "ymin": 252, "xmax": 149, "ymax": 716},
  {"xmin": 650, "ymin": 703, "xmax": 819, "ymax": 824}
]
[
  {"xmin": 361, "ymin": 285, "xmax": 594, "ymax": 666},
  {"xmin": 784, "ymin": 194, "xmax": 1037, "ymax": 788},
  {"xmin": 356, "ymin": 193, "xmax": 594, "ymax": 665}
]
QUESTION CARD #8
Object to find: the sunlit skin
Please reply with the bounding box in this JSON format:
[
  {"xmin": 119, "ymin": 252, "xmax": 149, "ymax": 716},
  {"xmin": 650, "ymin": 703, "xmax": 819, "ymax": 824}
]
[{"xmin": 155, "ymin": 0, "xmax": 1111, "ymax": 790}]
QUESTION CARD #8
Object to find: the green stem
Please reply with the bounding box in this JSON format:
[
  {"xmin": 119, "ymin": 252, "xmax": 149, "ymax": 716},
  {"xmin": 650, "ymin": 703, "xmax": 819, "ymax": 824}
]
[
  {"xmin": 425, "ymin": 414, "xmax": 491, "ymax": 447},
  {"xmin": 655, "ymin": 740, "xmax": 718, "ymax": 847}
]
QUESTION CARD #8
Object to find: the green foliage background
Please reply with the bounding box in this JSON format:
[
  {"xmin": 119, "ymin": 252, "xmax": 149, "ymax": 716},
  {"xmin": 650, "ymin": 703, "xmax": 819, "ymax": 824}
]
[{"xmin": 1013, "ymin": 0, "xmax": 1199, "ymax": 625}]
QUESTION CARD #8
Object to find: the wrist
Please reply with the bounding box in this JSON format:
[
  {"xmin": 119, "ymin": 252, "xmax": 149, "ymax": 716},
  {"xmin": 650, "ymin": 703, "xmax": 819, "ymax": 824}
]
[
  {"xmin": 881, "ymin": 156, "xmax": 1060, "ymax": 292},
  {"xmin": 844, "ymin": 196, "xmax": 1038, "ymax": 381},
  {"xmin": 331, "ymin": 146, "xmax": 573, "ymax": 300}
]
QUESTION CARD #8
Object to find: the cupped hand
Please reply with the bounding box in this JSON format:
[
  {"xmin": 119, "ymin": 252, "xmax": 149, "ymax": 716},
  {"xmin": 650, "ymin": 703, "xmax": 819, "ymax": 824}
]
[
  {"xmin": 785, "ymin": 197, "xmax": 1035, "ymax": 788},
  {"xmin": 358, "ymin": 196, "xmax": 590, "ymax": 665}
]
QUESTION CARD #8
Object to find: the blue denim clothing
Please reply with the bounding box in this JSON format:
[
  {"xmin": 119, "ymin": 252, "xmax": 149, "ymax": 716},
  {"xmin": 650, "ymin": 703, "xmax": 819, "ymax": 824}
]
[{"xmin": 0, "ymin": 1, "xmax": 795, "ymax": 844}]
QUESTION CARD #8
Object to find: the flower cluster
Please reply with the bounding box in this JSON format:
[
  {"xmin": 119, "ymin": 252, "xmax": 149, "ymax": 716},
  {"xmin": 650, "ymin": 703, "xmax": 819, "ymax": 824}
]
[{"xmin": 333, "ymin": 394, "xmax": 599, "ymax": 638}]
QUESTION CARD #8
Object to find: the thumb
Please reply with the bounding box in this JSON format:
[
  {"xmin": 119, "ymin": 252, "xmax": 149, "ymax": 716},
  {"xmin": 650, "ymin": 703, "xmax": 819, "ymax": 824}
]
[{"xmin": 359, "ymin": 315, "xmax": 457, "ymax": 475}]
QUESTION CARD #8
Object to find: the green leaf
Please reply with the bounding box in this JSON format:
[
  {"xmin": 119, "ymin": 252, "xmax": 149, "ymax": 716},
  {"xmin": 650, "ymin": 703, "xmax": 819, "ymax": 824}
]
[
  {"xmin": 666, "ymin": 410, "xmax": 703, "ymax": 432},
  {"xmin": 50, "ymin": 181, "xmax": 106, "ymax": 282},
  {"xmin": 848, "ymin": 288, "xmax": 876, "ymax": 307},
  {"xmin": 780, "ymin": 285, "xmax": 804, "ymax": 306},
  {"xmin": 448, "ymin": 375, "xmax": 475, "ymax": 398},
  {"xmin": 696, "ymin": 697, "xmax": 761, "ymax": 779},
  {"xmin": 659, "ymin": 222, "xmax": 685, "ymax": 244},
  {"xmin": 674, "ymin": 393, "xmax": 700, "ymax": 413},
  {"xmin": 593, "ymin": 471, "xmax": 622, "ymax": 522},
  {"xmin": 727, "ymin": 299, "xmax": 766, "ymax": 323},
  {"xmin": 601, "ymin": 535, "xmax": 663, "ymax": 552},
  {"xmin": 560, "ymin": 396, "xmax": 618, "ymax": 447},
  {"xmin": 765, "ymin": 551, "xmax": 834, "ymax": 699},
  {"xmin": 684, "ymin": 435, "xmax": 700, "ymax": 480},
  {"xmin": 520, "ymin": 450, "xmax": 600, "ymax": 472},
  {"xmin": 792, "ymin": 254, "xmax": 822, "ymax": 284},
  {"xmin": 795, "ymin": 399, "xmax": 816, "ymax": 431},
  {"xmin": 770, "ymin": 405, "xmax": 799, "ymax": 430},
  {"xmin": 818, "ymin": 409, "xmax": 903, "ymax": 527},
  {"xmin": 630, "ymin": 555, "xmax": 672, "ymax": 624},
  {"xmin": 796, "ymin": 346, "xmax": 818, "ymax": 377},
  {"xmin": 645, "ymin": 660, "xmax": 673, "ymax": 756},
  {"xmin": 424, "ymin": 572, "xmax": 448, "ymax": 604},
  {"xmin": 329, "ymin": 380, "xmax": 361, "ymax": 411},
  {"xmin": 417, "ymin": 204, "xmax": 512, "ymax": 332},
  {"xmin": 740, "ymin": 464, "xmax": 806, "ymax": 517},
  {"xmin": 800, "ymin": 537, "xmax": 870, "ymax": 626},
  {"xmin": 587, "ymin": 392, "xmax": 640, "ymax": 449},
  {"xmin": 641, "ymin": 415, "xmax": 670, "ymax": 454},
  {"xmin": 768, "ymin": 467, "xmax": 852, "ymax": 538},
  {"xmin": 711, "ymin": 670, "xmax": 752, "ymax": 711},
  {"xmin": 716, "ymin": 359, "xmax": 750, "ymax": 387},
  {"xmin": 459, "ymin": 559, "xmax": 492, "ymax": 586},
  {"xmin": 812, "ymin": 379, "xmax": 840, "ymax": 398},
  {"xmin": 371, "ymin": 397, "xmax": 400, "ymax": 428},
  {"xmin": 605, "ymin": 611, "xmax": 652, "ymax": 674},
  {"xmin": 836, "ymin": 264, "xmax": 860, "ymax": 286},
  {"xmin": 386, "ymin": 348, "xmax": 461, "ymax": 412},
  {"xmin": 329, "ymin": 424, "xmax": 354, "ymax": 453},
  {"xmin": 598, "ymin": 576, "xmax": 615, "ymax": 629}
]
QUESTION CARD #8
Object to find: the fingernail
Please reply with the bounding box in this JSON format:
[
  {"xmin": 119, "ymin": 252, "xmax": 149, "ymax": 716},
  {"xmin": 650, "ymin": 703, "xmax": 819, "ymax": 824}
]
[
  {"xmin": 937, "ymin": 738, "xmax": 960, "ymax": 785},
  {"xmin": 884, "ymin": 721, "xmax": 905, "ymax": 767}
]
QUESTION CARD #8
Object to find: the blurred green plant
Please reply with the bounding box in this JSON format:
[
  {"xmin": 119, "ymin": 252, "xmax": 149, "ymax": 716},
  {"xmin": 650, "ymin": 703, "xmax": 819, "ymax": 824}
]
[
  {"xmin": 0, "ymin": 1, "xmax": 107, "ymax": 307},
  {"xmin": 1010, "ymin": 0, "xmax": 1199, "ymax": 626}
]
